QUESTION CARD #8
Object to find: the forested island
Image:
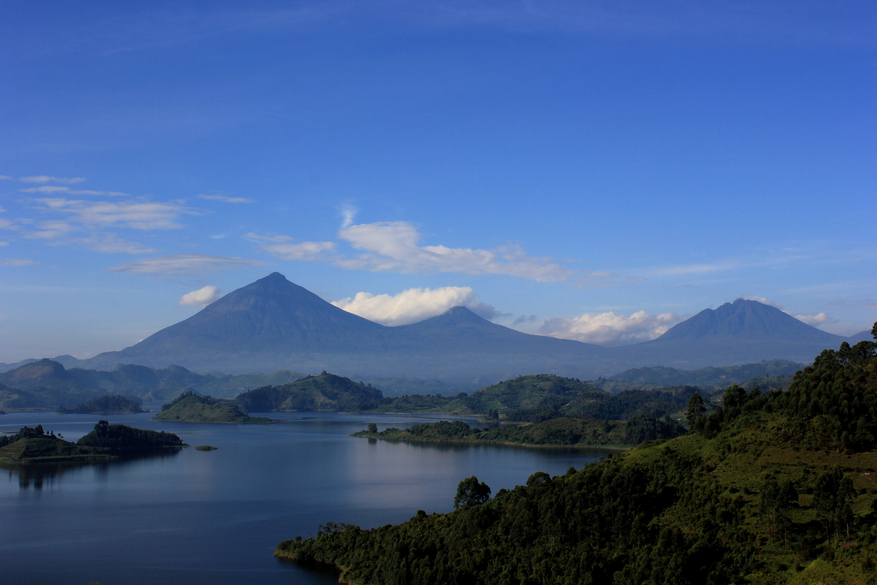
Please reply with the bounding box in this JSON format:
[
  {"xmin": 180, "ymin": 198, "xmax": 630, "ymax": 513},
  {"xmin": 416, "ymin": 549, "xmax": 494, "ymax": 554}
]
[
  {"xmin": 154, "ymin": 391, "xmax": 273, "ymax": 424},
  {"xmin": 278, "ymin": 332, "xmax": 877, "ymax": 584},
  {"xmin": 0, "ymin": 420, "xmax": 184, "ymax": 464},
  {"xmin": 57, "ymin": 394, "xmax": 144, "ymax": 414},
  {"xmin": 354, "ymin": 415, "xmax": 685, "ymax": 449}
]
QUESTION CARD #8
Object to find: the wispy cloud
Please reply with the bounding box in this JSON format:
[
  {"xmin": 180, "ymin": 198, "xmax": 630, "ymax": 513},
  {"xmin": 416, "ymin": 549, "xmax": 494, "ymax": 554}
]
[
  {"xmin": 20, "ymin": 176, "xmax": 86, "ymax": 184},
  {"xmin": 537, "ymin": 310, "xmax": 680, "ymax": 346},
  {"xmin": 32, "ymin": 198, "xmax": 196, "ymax": 230},
  {"xmin": 198, "ymin": 194, "xmax": 254, "ymax": 204},
  {"xmin": 180, "ymin": 285, "xmax": 222, "ymax": 306},
  {"xmin": 0, "ymin": 176, "xmax": 13, "ymax": 181},
  {"xmin": 259, "ymin": 240, "xmax": 337, "ymax": 262},
  {"xmin": 21, "ymin": 185, "xmax": 128, "ymax": 196},
  {"xmin": 245, "ymin": 232, "xmax": 293, "ymax": 244},
  {"xmin": 336, "ymin": 221, "xmax": 577, "ymax": 282},
  {"xmin": 109, "ymin": 254, "xmax": 266, "ymax": 277},
  {"xmin": 339, "ymin": 204, "xmax": 358, "ymax": 229},
  {"xmin": 795, "ymin": 312, "xmax": 831, "ymax": 327},
  {"xmin": 332, "ymin": 286, "xmax": 500, "ymax": 326},
  {"xmin": 0, "ymin": 258, "xmax": 35, "ymax": 267},
  {"xmin": 74, "ymin": 234, "xmax": 154, "ymax": 255},
  {"xmin": 250, "ymin": 220, "xmax": 609, "ymax": 285}
]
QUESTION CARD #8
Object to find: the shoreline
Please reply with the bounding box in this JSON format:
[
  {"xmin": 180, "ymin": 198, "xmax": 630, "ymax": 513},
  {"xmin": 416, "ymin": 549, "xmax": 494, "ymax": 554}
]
[{"xmin": 351, "ymin": 432, "xmax": 630, "ymax": 451}]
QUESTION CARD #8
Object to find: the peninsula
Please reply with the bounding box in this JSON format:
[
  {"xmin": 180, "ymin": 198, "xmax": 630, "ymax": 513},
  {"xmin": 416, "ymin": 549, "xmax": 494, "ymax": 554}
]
[{"xmin": 353, "ymin": 414, "xmax": 685, "ymax": 449}]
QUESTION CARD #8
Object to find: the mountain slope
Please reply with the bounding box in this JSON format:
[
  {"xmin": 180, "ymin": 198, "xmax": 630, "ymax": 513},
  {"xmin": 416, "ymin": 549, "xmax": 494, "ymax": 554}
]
[
  {"xmin": 618, "ymin": 299, "xmax": 849, "ymax": 368},
  {"xmin": 68, "ymin": 277, "xmax": 867, "ymax": 381},
  {"xmin": 84, "ymin": 274, "xmax": 616, "ymax": 380}
]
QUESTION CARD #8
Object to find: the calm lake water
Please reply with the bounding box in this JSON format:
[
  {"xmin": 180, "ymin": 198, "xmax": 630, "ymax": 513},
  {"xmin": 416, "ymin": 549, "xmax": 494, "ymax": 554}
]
[{"xmin": 0, "ymin": 412, "xmax": 611, "ymax": 585}]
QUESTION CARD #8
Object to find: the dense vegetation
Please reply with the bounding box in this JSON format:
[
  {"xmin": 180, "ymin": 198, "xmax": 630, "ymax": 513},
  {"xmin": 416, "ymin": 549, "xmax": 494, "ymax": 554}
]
[
  {"xmin": 235, "ymin": 372, "xmax": 383, "ymax": 412},
  {"xmin": 599, "ymin": 360, "xmax": 803, "ymax": 392},
  {"xmin": 78, "ymin": 420, "xmax": 184, "ymax": 450},
  {"xmin": 503, "ymin": 385, "xmax": 697, "ymax": 423},
  {"xmin": 355, "ymin": 415, "xmax": 685, "ymax": 449},
  {"xmin": 0, "ymin": 424, "xmax": 112, "ymax": 463},
  {"xmin": 278, "ymin": 333, "xmax": 877, "ymax": 585},
  {"xmin": 155, "ymin": 391, "xmax": 273, "ymax": 424},
  {"xmin": 58, "ymin": 394, "xmax": 144, "ymax": 414}
]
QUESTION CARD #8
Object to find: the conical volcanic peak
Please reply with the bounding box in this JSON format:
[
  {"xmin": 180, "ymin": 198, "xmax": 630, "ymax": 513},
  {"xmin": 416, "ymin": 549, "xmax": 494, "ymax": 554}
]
[
  {"xmin": 657, "ymin": 298, "xmax": 844, "ymax": 344},
  {"xmin": 114, "ymin": 273, "xmax": 388, "ymax": 364}
]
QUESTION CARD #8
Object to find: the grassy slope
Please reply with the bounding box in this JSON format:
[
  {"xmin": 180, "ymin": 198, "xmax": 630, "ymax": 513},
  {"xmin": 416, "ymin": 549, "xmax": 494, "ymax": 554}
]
[
  {"xmin": 0, "ymin": 435, "xmax": 111, "ymax": 464},
  {"xmin": 154, "ymin": 393, "xmax": 272, "ymax": 424},
  {"xmin": 276, "ymin": 339, "xmax": 877, "ymax": 585}
]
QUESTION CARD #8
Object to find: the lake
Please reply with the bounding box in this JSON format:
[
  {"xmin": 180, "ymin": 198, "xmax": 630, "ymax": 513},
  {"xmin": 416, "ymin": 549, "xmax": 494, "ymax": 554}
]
[{"xmin": 0, "ymin": 412, "xmax": 613, "ymax": 585}]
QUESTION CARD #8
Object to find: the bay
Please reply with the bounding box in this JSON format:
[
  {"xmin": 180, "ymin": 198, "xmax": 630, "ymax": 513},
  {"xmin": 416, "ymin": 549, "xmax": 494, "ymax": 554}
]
[{"xmin": 0, "ymin": 412, "xmax": 612, "ymax": 585}]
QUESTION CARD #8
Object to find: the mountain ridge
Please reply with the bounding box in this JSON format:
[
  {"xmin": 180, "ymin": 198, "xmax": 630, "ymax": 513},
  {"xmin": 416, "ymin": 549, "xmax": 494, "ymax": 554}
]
[{"xmin": 3, "ymin": 273, "xmax": 870, "ymax": 382}]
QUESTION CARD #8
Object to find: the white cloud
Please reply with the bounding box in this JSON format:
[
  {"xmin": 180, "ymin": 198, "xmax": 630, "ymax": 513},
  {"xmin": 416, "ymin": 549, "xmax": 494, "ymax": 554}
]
[
  {"xmin": 741, "ymin": 295, "xmax": 784, "ymax": 309},
  {"xmin": 198, "ymin": 194, "xmax": 254, "ymax": 204},
  {"xmin": 245, "ymin": 232, "xmax": 294, "ymax": 243},
  {"xmin": 794, "ymin": 312, "xmax": 831, "ymax": 326},
  {"xmin": 76, "ymin": 234, "xmax": 154, "ymax": 254},
  {"xmin": 180, "ymin": 285, "xmax": 222, "ymax": 306},
  {"xmin": 27, "ymin": 220, "xmax": 74, "ymax": 239},
  {"xmin": 0, "ymin": 241, "xmax": 7, "ymax": 247},
  {"xmin": 0, "ymin": 258, "xmax": 35, "ymax": 267},
  {"xmin": 109, "ymin": 254, "xmax": 266, "ymax": 276},
  {"xmin": 247, "ymin": 232, "xmax": 336, "ymax": 261},
  {"xmin": 260, "ymin": 241, "xmax": 337, "ymax": 262},
  {"xmin": 0, "ymin": 175, "xmax": 13, "ymax": 181},
  {"xmin": 20, "ymin": 185, "xmax": 71, "ymax": 194},
  {"xmin": 0, "ymin": 218, "xmax": 13, "ymax": 229},
  {"xmin": 538, "ymin": 310, "xmax": 680, "ymax": 346},
  {"xmin": 20, "ymin": 176, "xmax": 86, "ymax": 184},
  {"xmin": 249, "ymin": 220, "xmax": 612, "ymax": 286},
  {"xmin": 21, "ymin": 186, "xmax": 127, "ymax": 196},
  {"xmin": 332, "ymin": 286, "xmax": 499, "ymax": 326},
  {"xmin": 336, "ymin": 221, "xmax": 575, "ymax": 282},
  {"xmin": 340, "ymin": 204, "xmax": 358, "ymax": 229},
  {"xmin": 33, "ymin": 198, "xmax": 195, "ymax": 230}
]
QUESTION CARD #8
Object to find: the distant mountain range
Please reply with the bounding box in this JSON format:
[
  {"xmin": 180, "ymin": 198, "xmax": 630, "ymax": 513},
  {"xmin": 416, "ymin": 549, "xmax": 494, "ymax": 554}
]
[{"xmin": 1, "ymin": 273, "xmax": 871, "ymax": 384}]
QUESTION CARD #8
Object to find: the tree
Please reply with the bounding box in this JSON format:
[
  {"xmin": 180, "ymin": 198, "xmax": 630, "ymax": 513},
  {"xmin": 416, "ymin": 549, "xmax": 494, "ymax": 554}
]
[
  {"xmin": 686, "ymin": 393, "xmax": 706, "ymax": 429},
  {"xmin": 872, "ymin": 320, "xmax": 877, "ymax": 340},
  {"xmin": 367, "ymin": 422, "xmax": 378, "ymax": 433},
  {"xmin": 454, "ymin": 476, "xmax": 491, "ymax": 509},
  {"xmin": 813, "ymin": 467, "xmax": 854, "ymax": 544}
]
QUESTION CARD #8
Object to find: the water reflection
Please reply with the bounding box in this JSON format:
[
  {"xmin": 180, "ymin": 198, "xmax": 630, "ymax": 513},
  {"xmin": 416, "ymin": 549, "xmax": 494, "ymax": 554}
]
[{"xmin": 1, "ymin": 448, "xmax": 183, "ymax": 490}]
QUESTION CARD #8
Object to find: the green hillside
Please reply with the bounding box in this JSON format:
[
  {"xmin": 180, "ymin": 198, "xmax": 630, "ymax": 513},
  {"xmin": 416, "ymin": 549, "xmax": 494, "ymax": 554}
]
[
  {"xmin": 235, "ymin": 372, "xmax": 383, "ymax": 412},
  {"xmin": 599, "ymin": 360, "xmax": 803, "ymax": 393},
  {"xmin": 277, "ymin": 334, "xmax": 877, "ymax": 584},
  {"xmin": 78, "ymin": 420, "xmax": 184, "ymax": 450},
  {"xmin": 57, "ymin": 394, "xmax": 143, "ymax": 414},
  {"xmin": 354, "ymin": 415, "xmax": 685, "ymax": 449},
  {"xmin": 0, "ymin": 425, "xmax": 111, "ymax": 463},
  {"xmin": 154, "ymin": 392, "xmax": 272, "ymax": 424}
]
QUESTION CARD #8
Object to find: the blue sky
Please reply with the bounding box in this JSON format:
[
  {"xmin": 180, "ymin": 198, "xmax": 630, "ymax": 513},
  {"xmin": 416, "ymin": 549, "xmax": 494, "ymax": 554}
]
[{"xmin": 1, "ymin": 1, "xmax": 875, "ymax": 363}]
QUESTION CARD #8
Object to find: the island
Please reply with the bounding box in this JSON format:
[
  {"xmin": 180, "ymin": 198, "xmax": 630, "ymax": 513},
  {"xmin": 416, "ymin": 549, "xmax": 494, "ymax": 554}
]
[
  {"xmin": 154, "ymin": 391, "xmax": 273, "ymax": 424},
  {"xmin": 353, "ymin": 414, "xmax": 685, "ymax": 449},
  {"xmin": 278, "ymin": 335, "xmax": 877, "ymax": 585},
  {"xmin": 57, "ymin": 394, "xmax": 144, "ymax": 414},
  {"xmin": 0, "ymin": 420, "xmax": 185, "ymax": 464}
]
